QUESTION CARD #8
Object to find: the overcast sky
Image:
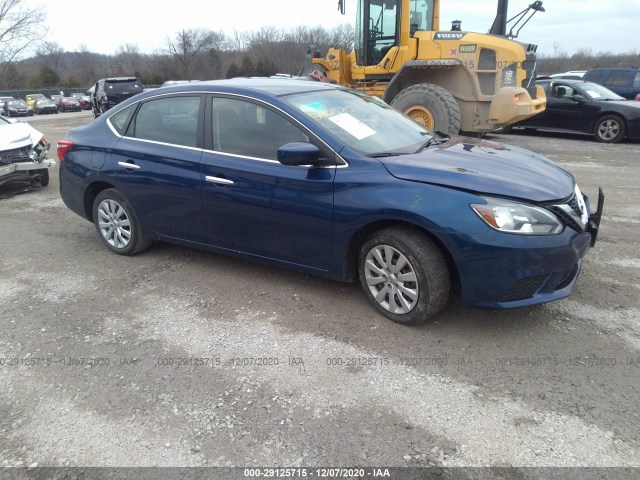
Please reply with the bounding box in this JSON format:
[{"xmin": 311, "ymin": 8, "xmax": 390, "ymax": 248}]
[{"xmin": 27, "ymin": 0, "xmax": 640, "ymax": 57}]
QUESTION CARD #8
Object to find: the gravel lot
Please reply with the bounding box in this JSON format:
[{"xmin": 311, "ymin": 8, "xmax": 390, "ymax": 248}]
[{"xmin": 1, "ymin": 111, "xmax": 639, "ymax": 473}]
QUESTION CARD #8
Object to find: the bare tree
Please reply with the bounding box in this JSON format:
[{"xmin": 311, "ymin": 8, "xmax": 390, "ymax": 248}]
[
  {"xmin": 166, "ymin": 28, "xmax": 226, "ymax": 78},
  {"xmin": 115, "ymin": 43, "xmax": 142, "ymax": 75},
  {"xmin": 0, "ymin": 0, "xmax": 47, "ymax": 64},
  {"xmin": 37, "ymin": 41, "xmax": 64, "ymax": 70}
]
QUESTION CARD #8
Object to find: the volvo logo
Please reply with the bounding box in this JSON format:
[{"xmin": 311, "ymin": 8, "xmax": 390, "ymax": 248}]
[{"xmin": 434, "ymin": 32, "xmax": 467, "ymax": 40}]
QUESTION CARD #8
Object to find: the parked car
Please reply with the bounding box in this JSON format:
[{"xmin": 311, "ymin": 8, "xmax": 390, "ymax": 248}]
[
  {"xmin": 3, "ymin": 99, "xmax": 33, "ymax": 117},
  {"xmin": 50, "ymin": 95, "xmax": 63, "ymax": 108},
  {"xmin": 583, "ymin": 66, "xmax": 640, "ymax": 100},
  {"xmin": 502, "ymin": 79, "xmax": 640, "ymax": 143},
  {"xmin": 0, "ymin": 115, "xmax": 54, "ymax": 186},
  {"xmin": 91, "ymin": 77, "xmax": 143, "ymax": 117},
  {"xmin": 58, "ymin": 97, "xmax": 81, "ymax": 112},
  {"xmin": 0, "ymin": 96, "xmax": 15, "ymax": 105},
  {"xmin": 70, "ymin": 92, "xmax": 91, "ymax": 110},
  {"xmin": 549, "ymin": 70, "xmax": 586, "ymax": 79},
  {"xmin": 25, "ymin": 93, "xmax": 48, "ymax": 112},
  {"xmin": 33, "ymin": 98, "xmax": 59, "ymax": 115},
  {"xmin": 58, "ymin": 79, "xmax": 604, "ymax": 325}
]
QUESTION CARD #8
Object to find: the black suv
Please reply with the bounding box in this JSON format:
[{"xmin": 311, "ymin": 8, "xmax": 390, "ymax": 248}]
[
  {"xmin": 91, "ymin": 77, "xmax": 143, "ymax": 117},
  {"xmin": 583, "ymin": 66, "xmax": 640, "ymax": 100}
]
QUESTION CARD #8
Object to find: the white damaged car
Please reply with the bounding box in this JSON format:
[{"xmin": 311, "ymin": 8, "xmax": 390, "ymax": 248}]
[{"xmin": 0, "ymin": 115, "xmax": 54, "ymax": 186}]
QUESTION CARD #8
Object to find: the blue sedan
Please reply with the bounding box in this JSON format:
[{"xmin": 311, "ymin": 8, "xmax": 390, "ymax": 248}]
[{"xmin": 57, "ymin": 79, "xmax": 604, "ymax": 325}]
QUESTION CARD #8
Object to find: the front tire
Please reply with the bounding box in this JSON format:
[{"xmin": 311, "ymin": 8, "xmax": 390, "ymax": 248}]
[
  {"xmin": 391, "ymin": 83, "xmax": 462, "ymax": 135},
  {"xmin": 594, "ymin": 115, "xmax": 625, "ymax": 143},
  {"xmin": 38, "ymin": 169, "xmax": 49, "ymax": 186},
  {"xmin": 93, "ymin": 189, "xmax": 153, "ymax": 255},
  {"xmin": 358, "ymin": 227, "xmax": 451, "ymax": 325}
]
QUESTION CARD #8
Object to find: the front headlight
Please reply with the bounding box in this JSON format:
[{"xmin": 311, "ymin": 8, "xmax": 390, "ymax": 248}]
[{"xmin": 471, "ymin": 198, "xmax": 563, "ymax": 235}]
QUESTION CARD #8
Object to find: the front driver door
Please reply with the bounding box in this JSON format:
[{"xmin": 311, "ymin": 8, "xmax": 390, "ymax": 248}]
[{"xmin": 201, "ymin": 95, "xmax": 336, "ymax": 271}]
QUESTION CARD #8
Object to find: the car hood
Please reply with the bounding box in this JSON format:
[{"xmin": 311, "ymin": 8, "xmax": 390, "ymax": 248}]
[
  {"xmin": 0, "ymin": 123, "xmax": 34, "ymax": 150},
  {"xmin": 379, "ymin": 136, "xmax": 575, "ymax": 203}
]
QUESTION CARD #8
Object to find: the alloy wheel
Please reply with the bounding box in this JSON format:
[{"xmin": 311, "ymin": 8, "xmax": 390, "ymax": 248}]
[
  {"xmin": 97, "ymin": 199, "xmax": 132, "ymax": 249},
  {"xmin": 364, "ymin": 245, "xmax": 419, "ymax": 314}
]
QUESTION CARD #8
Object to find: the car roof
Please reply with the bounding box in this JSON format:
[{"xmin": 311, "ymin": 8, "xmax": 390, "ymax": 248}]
[
  {"xmin": 145, "ymin": 77, "xmax": 343, "ymax": 98},
  {"xmin": 587, "ymin": 65, "xmax": 639, "ymax": 70},
  {"xmin": 537, "ymin": 78, "xmax": 590, "ymax": 85},
  {"xmin": 102, "ymin": 77, "xmax": 141, "ymax": 82}
]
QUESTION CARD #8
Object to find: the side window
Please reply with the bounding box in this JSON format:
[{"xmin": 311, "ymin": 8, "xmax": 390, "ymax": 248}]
[
  {"xmin": 550, "ymin": 84, "xmax": 573, "ymax": 99},
  {"xmin": 132, "ymin": 96, "xmax": 200, "ymax": 148},
  {"xmin": 211, "ymin": 97, "xmax": 309, "ymax": 160},
  {"xmin": 604, "ymin": 70, "xmax": 631, "ymax": 88},
  {"xmin": 584, "ymin": 70, "xmax": 605, "ymax": 84},
  {"xmin": 110, "ymin": 104, "xmax": 137, "ymax": 135}
]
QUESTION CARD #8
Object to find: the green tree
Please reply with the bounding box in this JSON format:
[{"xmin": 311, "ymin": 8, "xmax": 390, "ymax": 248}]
[
  {"xmin": 37, "ymin": 64, "xmax": 60, "ymax": 87},
  {"xmin": 226, "ymin": 63, "xmax": 239, "ymax": 79},
  {"xmin": 238, "ymin": 56, "xmax": 254, "ymax": 76}
]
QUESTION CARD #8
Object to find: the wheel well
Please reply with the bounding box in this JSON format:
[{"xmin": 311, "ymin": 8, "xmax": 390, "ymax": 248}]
[
  {"xmin": 595, "ymin": 112, "xmax": 626, "ymax": 129},
  {"xmin": 344, "ymin": 220, "xmax": 460, "ymax": 288},
  {"xmin": 84, "ymin": 181, "xmax": 115, "ymax": 221},
  {"xmin": 383, "ymin": 65, "xmax": 473, "ymax": 104}
]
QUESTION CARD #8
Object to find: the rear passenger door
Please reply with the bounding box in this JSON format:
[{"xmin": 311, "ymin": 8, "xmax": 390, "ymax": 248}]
[
  {"xmin": 112, "ymin": 94, "xmax": 207, "ymax": 242},
  {"xmin": 200, "ymin": 95, "xmax": 336, "ymax": 271},
  {"xmin": 603, "ymin": 70, "xmax": 634, "ymax": 99}
]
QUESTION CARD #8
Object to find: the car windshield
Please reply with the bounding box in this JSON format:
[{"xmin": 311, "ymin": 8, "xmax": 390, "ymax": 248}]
[
  {"xmin": 283, "ymin": 89, "xmax": 432, "ymax": 156},
  {"xmin": 63, "ymin": 97, "xmax": 76, "ymax": 101},
  {"xmin": 106, "ymin": 80, "xmax": 142, "ymax": 92},
  {"xmin": 578, "ymin": 82, "xmax": 625, "ymax": 101},
  {"xmin": 8, "ymin": 100, "xmax": 26, "ymax": 106}
]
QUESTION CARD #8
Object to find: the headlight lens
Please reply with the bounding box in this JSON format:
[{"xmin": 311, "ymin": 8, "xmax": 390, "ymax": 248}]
[{"xmin": 471, "ymin": 198, "xmax": 563, "ymax": 235}]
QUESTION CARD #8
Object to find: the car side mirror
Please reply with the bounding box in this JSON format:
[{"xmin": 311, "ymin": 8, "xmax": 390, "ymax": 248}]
[
  {"xmin": 572, "ymin": 94, "xmax": 587, "ymax": 103},
  {"xmin": 277, "ymin": 142, "xmax": 321, "ymax": 166}
]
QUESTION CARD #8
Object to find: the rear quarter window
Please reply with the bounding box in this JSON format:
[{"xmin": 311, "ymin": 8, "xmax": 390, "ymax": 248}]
[{"xmin": 110, "ymin": 104, "xmax": 137, "ymax": 135}]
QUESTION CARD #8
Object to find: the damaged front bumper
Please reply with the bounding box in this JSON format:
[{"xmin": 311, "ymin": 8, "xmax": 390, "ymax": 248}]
[
  {"xmin": 0, "ymin": 140, "xmax": 53, "ymax": 184},
  {"xmin": 587, "ymin": 187, "xmax": 605, "ymax": 247}
]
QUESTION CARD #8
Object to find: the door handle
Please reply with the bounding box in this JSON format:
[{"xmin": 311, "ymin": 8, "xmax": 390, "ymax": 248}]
[
  {"xmin": 205, "ymin": 176, "xmax": 234, "ymax": 185},
  {"xmin": 118, "ymin": 161, "xmax": 141, "ymax": 170}
]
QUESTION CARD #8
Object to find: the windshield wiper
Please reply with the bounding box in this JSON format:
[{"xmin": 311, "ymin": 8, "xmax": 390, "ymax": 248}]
[
  {"xmin": 415, "ymin": 137, "xmax": 437, "ymax": 153},
  {"xmin": 415, "ymin": 131, "xmax": 451, "ymax": 153},
  {"xmin": 368, "ymin": 152, "xmax": 404, "ymax": 158}
]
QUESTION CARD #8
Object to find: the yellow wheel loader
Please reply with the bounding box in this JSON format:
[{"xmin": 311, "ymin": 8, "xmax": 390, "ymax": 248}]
[{"xmin": 312, "ymin": 0, "xmax": 547, "ymax": 135}]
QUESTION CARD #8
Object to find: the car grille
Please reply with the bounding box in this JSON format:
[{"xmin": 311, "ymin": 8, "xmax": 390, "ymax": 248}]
[
  {"xmin": 548, "ymin": 191, "xmax": 587, "ymax": 232},
  {"xmin": 500, "ymin": 274, "xmax": 549, "ymax": 302},
  {"xmin": 0, "ymin": 145, "xmax": 31, "ymax": 164}
]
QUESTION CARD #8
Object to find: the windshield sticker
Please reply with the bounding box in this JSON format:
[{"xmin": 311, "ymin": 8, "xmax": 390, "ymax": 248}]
[
  {"xmin": 586, "ymin": 90, "xmax": 602, "ymax": 99},
  {"xmin": 328, "ymin": 113, "xmax": 376, "ymax": 140},
  {"xmin": 300, "ymin": 102, "xmax": 325, "ymax": 113}
]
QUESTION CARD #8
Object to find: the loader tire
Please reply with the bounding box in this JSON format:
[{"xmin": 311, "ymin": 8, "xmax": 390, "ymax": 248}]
[{"xmin": 391, "ymin": 83, "xmax": 461, "ymax": 135}]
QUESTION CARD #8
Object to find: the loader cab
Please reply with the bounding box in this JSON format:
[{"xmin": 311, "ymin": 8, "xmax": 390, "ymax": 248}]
[{"xmin": 354, "ymin": 0, "xmax": 434, "ymax": 67}]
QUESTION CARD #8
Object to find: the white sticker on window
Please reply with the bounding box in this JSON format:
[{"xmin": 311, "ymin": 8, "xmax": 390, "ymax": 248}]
[
  {"xmin": 586, "ymin": 90, "xmax": 602, "ymax": 99},
  {"xmin": 328, "ymin": 113, "xmax": 376, "ymax": 140}
]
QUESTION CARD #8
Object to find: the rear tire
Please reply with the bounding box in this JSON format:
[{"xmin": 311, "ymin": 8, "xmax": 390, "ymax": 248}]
[
  {"xmin": 594, "ymin": 115, "xmax": 625, "ymax": 143},
  {"xmin": 93, "ymin": 189, "xmax": 153, "ymax": 255},
  {"xmin": 358, "ymin": 226, "xmax": 451, "ymax": 325},
  {"xmin": 391, "ymin": 83, "xmax": 462, "ymax": 135}
]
